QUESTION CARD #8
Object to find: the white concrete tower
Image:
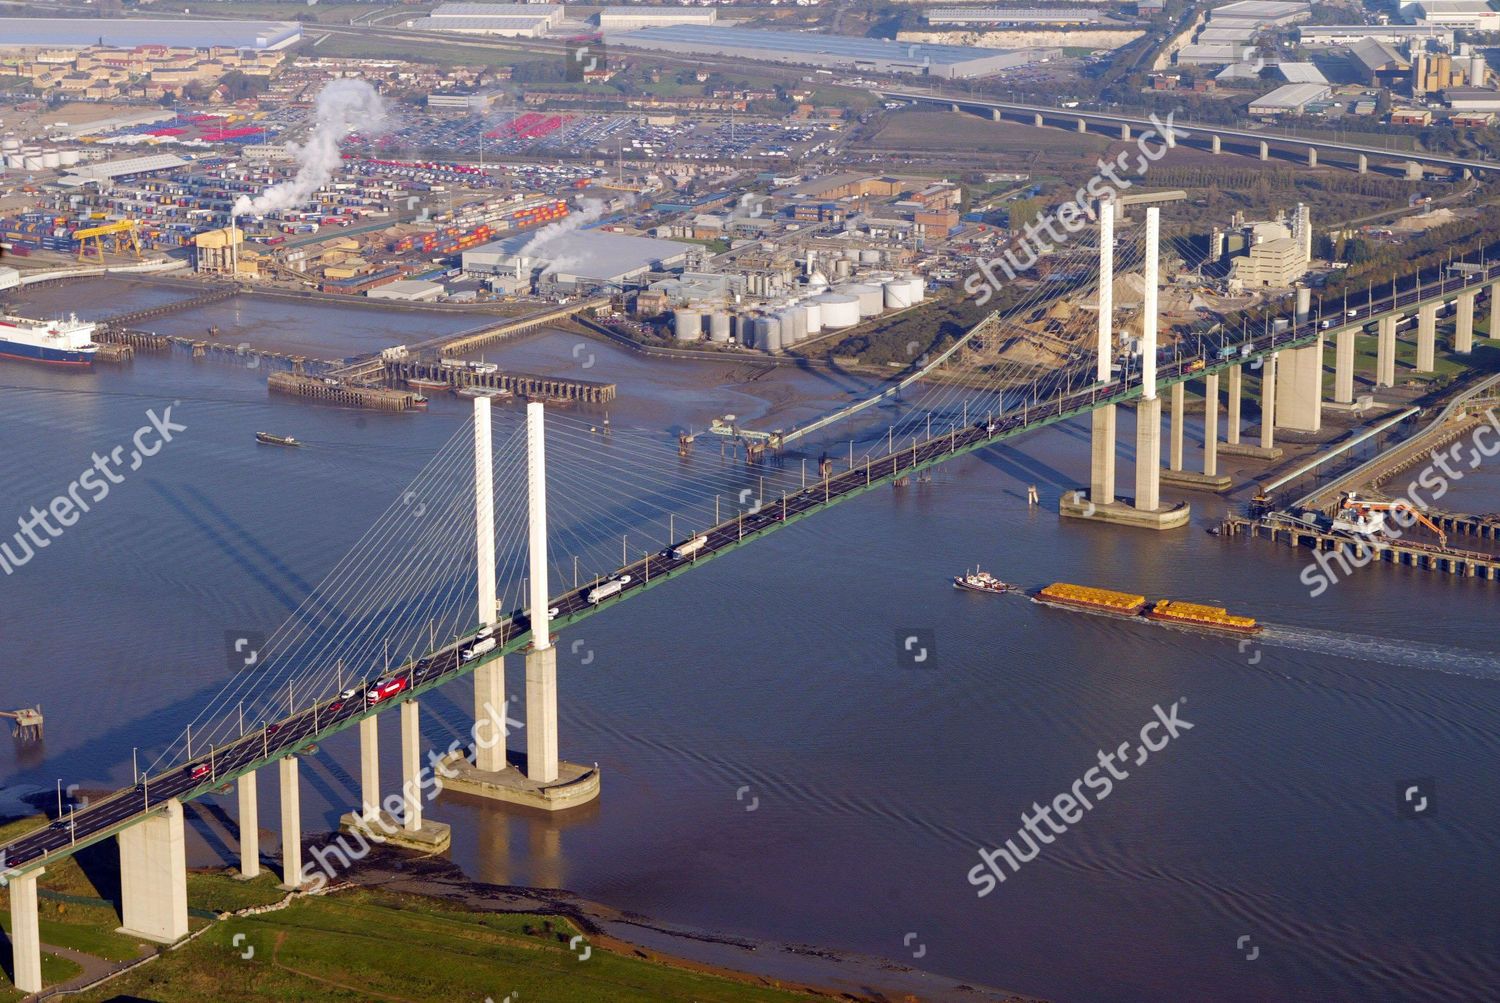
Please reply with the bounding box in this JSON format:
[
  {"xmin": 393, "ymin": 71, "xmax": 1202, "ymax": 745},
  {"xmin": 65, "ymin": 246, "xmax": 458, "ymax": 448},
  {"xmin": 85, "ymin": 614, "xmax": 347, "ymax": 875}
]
[
  {"xmin": 525, "ymin": 402, "xmax": 559, "ymax": 783},
  {"xmin": 1090, "ymin": 201, "xmax": 1117, "ymax": 504},
  {"xmin": 472, "ymin": 396, "xmax": 506, "ymax": 774},
  {"xmin": 1135, "ymin": 207, "xmax": 1163, "ymax": 512}
]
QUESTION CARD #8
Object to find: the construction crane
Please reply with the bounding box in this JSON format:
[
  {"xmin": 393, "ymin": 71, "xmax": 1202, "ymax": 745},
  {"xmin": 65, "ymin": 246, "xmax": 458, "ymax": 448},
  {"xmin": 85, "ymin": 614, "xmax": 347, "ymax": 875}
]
[
  {"xmin": 74, "ymin": 218, "xmax": 142, "ymax": 263},
  {"xmin": 1331, "ymin": 491, "xmax": 1448, "ymax": 547}
]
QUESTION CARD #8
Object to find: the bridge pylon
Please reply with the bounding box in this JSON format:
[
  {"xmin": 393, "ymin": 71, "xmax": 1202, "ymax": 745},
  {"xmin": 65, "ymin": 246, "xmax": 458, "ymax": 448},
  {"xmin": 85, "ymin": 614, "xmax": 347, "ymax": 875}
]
[{"xmin": 439, "ymin": 400, "xmax": 600, "ymax": 811}]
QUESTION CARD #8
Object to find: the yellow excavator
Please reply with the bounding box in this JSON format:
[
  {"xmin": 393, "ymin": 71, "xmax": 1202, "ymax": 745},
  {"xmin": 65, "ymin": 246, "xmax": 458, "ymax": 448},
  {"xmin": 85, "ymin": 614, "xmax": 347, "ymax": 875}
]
[{"xmin": 1331, "ymin": 491, "xmax": 1447, "ymax": 547}]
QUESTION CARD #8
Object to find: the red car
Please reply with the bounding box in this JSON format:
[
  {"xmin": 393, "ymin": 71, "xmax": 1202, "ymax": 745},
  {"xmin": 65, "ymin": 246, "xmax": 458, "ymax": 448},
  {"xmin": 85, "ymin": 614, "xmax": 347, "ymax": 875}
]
[
  {"xmin": 187, "ymin": 762, "xmax": 211, "ymax": 780},
  {"xmin": 367, "ymin": 677, "xmax": 408, "ymax": 705}
]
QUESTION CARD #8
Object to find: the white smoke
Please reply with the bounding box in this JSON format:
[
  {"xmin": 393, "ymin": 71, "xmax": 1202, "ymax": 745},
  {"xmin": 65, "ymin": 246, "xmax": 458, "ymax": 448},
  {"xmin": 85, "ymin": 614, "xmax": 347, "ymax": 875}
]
[
  {"xmin": 519, "ymin": 198, "xmax": 637, "ymax": 278},
  {"xmin": 232, "ymin": 80, "xmax": 389, "ymax": 218}
]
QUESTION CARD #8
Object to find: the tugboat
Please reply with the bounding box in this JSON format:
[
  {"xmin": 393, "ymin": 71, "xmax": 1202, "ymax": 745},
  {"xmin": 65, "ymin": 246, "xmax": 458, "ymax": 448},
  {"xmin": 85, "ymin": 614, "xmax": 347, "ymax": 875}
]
[
  {"xmin": 410, "ymin": 394, "xmax": 430, "ymax": 410},
  {"xmin": 255, "ymin": 432, "xmax": 301, "ymax": 447},
  {"xmin": 953, "ymin": 567, "xmax": 1012, "ymax": 594}
]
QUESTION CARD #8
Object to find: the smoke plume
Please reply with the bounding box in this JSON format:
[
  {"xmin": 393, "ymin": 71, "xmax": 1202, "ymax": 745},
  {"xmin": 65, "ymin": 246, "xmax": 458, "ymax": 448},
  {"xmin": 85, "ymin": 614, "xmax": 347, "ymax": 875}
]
[{"xmin": 233, "ymin": 80, "xmax": 389, "ymax": 217}]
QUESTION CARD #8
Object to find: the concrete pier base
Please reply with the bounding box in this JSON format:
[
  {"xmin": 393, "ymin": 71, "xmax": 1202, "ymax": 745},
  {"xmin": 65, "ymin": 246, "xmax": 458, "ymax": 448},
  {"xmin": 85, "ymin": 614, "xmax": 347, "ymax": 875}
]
[
  {"xmin": 118, "ymin": 800, "xmax": 188, "ymax": 943},
  {"xmin": 278, "ymin": 757, "xmax": 302, "ymax": 890},
  {"xmin": 1059, "ymin": 491, "xmax": 1190, "ymax": 530},
  {"xmin": 338, "ymin": 810, "xmax": 451, "ymax": 853},
  {"xmin": 1218, "ymin": 441, "xmax": 1284, "ymax": 460},
  {"xmin": 1134, "ymin": 396, "xmax": 1163, "ymax": 512},
  {"xmin": 437, "ymin": 751, "xmax": 601, "ymax": 812},
  {"xmin": 237, "ymin": 770, "xmax": 260, "ymax": 879},
  {"xmin": 1275, "ymin": 337, "xmax": 1323, "ymax": 433},
  {"xmin": 9, "ymin": 867, "xmax": 44, "ymax": 993},
  {"xmin": 1160, "ymin": 468, "xmax": 1233, "ymax": 492},
  {"xmin": 1089, "ymin": 405, "xmax": 1117, "ymax": 504}
]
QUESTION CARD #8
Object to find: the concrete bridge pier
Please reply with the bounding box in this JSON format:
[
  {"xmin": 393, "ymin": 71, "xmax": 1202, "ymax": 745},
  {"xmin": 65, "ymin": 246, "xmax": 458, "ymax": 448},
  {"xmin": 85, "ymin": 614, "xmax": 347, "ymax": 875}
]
[
  {"xmin": 1307, "ymin": 148, "xmax": 1318, "ymax": 167},
  {"xmin": 118, "ymin": 799, "xmax": 189, "ymax": 942},
  {"xmin": 1260, "ymin": 353, "xmax": 1278, "ymax": 449},
  {"xmin": 1211, "ymin": 135, "xmax": 1221, "ymax": 154},
  {"xmin": 1120, "ymin": 123, "xmax": 1131, "ymax": 140},
  {"xmin": 1490, "ymin": 282, "xmax": 1500, "ymax": 343},
  {"xmin": 1377, "ymin": 315, "xmax": 1398, "ymax": 387},
  {"xmin": 1357, "ymin": 153, "xmax": 1368, "ymax": 174},
  {"xmin": 991, "ymin": 108, "xmax": 1002, "ymax": 121},
  {"xmin": 340, "ymin": 699, "xmax": 450, "ymax": 851},
  {"xmin": 526, "ymin": 646, "xmax": 559, "ymax": 784},
  {"xmin": 1134, "ymin": 395, "xmax": 1163, "ymax": 509},
  {"xmin": 9, "ymin": 867, "xmax": 44, "ymax": 993},
  {"xmin": 1227, "ymin": 364, "xmax": 1242, "ymax": 444},
  {"xmin": 1203, "ymin": 373, "xmax": 1220, "ymax": 477},
  {"xmin": 1091, "ymin": 203, "xmax": 1116, "ymax": 505},
  {"xmin": 1456, "ymin": 290, "xmax": 1475, "ymax": 353},
  {"xmin": 1259, "ymin": 141, "xmax": 1269, "ymax": 161},
  {"xmin": 1274, "ymin": 337, "xmax": 1323, "ymax": 432},
  {"xmin": 237, "ymin": 770, "xmax": 259, "ymax": 878},
  {"xmin": 279, "ymin": 756, "xmax": 302, "ymax": 889},
  {"xmin": 1334, "ymin": 328, "xmax": 1356, "ymax": 404},
  {"xmin": 1033, "ymin": 112, "xmax": 1044, "ymax": 127},
  {"xmin": 1417, "ymin": 302, "xmax": 1437, "ymax": 372},
  {"xmin": 1169, "ymin": 380, "xmax": 1185, "ymax": 471},
  {"xmin": 1076, "ymin": 118, "xmax": 1087, "ymax": 133},
  {"xmin": 951, "ymin": 103, "xmax": 961, "ymax": 113},
  {"xmin": 1405, "ymin": 162, "xmax": 1423, "ymax": 180}
]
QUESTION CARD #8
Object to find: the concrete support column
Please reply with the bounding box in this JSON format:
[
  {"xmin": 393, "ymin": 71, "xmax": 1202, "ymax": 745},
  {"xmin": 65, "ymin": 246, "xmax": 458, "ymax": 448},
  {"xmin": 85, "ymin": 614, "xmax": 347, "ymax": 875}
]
[
  {"xmin": 1334, "ymin": 328, "xmax": 1356, "ymax": 403},
  {"xmin": 526, "ymin": 645, "xmax": 559, "ymax": 784},
  {"xmin": 1357, "ymin": 153, "xmax": 1368, "ymax": 174},
  {"xmin": 1456, "ymin": 290, "xmax": 1475, "ymax": 354},
  {"xmin": 1259, "ymin": 140, "xmax": 1269, "ymax": 161},
  {"xmin": 1076, "ymin": 118, "xmax": 1087, "ymax": 133},
  {"xmin": 1211, "ymin": 134, "xmax": 1221, "ymax": 154},
  {"xmin": 237, "ymin": 770, "xmax": 259, "ymax": 879},
  {"xmin": 1490, "ymin": 281, "xmax": 1500, "ymax": 342},
  {"xmin": 1405, "ymin": 162, "xmax": 1423, "ymax": 180},
  {"xmin": 1203, "ymin": 372, "xmax": 1220, "ymax": 477},
  {"xmin": 359, "ymin": 714, "xmax": 379, "ymax": 816},
  {"xmin": 401, "ymin": 699, "xmax": 422, "ymax": 832},
  {"xmin": 1169, "ymin": 380, "xmax": 1185, "ymax": 471},
  {"xmin": 118, "ymin": 800, "xmax": 188, "ymax": 942},
  {"xmin": 1227, "ymin": 364, "xmax": 1243, "ymax": 445},
  {"xmin": 1120, "ymin": 123, "xmax": 1131, "ymax": 140},
  {"xmin": 1090, "ymin": 407, "xmax": 1117, "ymax": 503},
  {"xmin": 1259, "ymin": 353, "xmax": 1278, "ymax": 450},
  {"xmin": 1033, "ymin": 112, "xmax": 1044, "ymax": 127},
  {"xmin": 1135, "ymin": 396, "xmax": 1162, "ymax": 510},
  {"xmin": 991, "ymin": 108, "xmax": 1002, "ymax": 122},
  {"xmin": 473, "ymin": 661, "xmax": 506, "ymax": 772},
  {"xmin": 1274, "ymin": 336, "xmax": 1323, "ymax": 432},
  {"xmin": 1307, "ymin": 147, "xmax": 1318, "ymax": 166},
  {"xmin": 278, "ymin": 757, "xmax": 301, "ymax": 889},
  {"xmin": 9, "ymin": 867, "xmax": 44, "ymax": 994},
  {"xmin": 1417, "ymin": 302, "xmax": 1437, "ymax": 372},
  {"xmin": 1378, "ymin": 315, "xmax": 1397, "ymax": 387}
]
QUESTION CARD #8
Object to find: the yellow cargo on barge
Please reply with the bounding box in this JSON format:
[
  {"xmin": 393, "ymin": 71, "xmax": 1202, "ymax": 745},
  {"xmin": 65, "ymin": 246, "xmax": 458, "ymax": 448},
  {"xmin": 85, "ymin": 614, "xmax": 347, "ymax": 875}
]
[
  {"xmin": 1145, "ymin": 599, "xmax": 1261, "ymax": 635},
  {"xmin": 1032, "ymin": 583, "xmax": 1147, "ymax": 618}
]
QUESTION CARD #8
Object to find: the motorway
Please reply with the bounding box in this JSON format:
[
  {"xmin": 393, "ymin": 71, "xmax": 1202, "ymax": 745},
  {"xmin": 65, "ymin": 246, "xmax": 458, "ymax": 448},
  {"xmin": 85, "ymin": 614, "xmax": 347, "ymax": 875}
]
[{"xmin": 4, "ymin": 260, "xmax": 1499, "ymax": 878}]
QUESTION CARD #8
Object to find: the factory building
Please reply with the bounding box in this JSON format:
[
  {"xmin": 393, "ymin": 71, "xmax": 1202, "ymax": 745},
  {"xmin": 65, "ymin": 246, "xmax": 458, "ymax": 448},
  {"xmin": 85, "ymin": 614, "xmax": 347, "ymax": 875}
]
[
  {"xmin": 0, "ymin": 18, "xmax": 302, "ymax": 51},
  {"xmin": 1348, "ymin": 38, "xmax": 1412, "ymax": 87},
  {"xmin": 407, "ymin": 2, "xmax": 563, "ymax": 37},
  {"xmin": 596, "ymin": 6, "xmax": 718, "ymax": 29},
  {"xmin": 1208, "ymin": 0, "xmax": 1311, "ymax": 28},
  {"xmin": 1298, "ymin": 25, "xmax": 1454, "ymax": 46},
  {"xmin": 1248, "ymin": 82, "xmax": 1332, "ymax": 116},
  {"xmin": 462, "ymin": 230, "xmax": 695, "ymax": 291},
  {"xmin": 1177, "ymin": 43, "xmax": 1260, "ymax": 66},
  {"xmin": 1217, "ymin": 205, "xmax": 1312, "ymax": 290},
  {"xmin": 1410, "ymin": 0, "xmax": 1500, "ymax": 31},
  {"xmin": 605, "ymin": 25, "xmax": 1032, "ymax": 79}
]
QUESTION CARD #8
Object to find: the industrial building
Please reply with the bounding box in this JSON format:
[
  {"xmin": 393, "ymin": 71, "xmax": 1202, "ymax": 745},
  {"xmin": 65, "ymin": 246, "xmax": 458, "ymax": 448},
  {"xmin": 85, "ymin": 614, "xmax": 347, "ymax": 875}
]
[
  {"xmin": 1248, "ymin": 82, "xmax": 1332, "ymax": 115},
  {"xmin": 369, "ymin": 279, "xmax": 446, "ymax": 302},
  {"xmin": 1348, "ymin": 38, "xmax": 1412, "ymax": 87},
  {"xmin": 1177, "ymin": 43, "xmax": 1259, "ymax": 66},
  {"xmin": 923, "ymin": 7, "xmax": 1103, "ymax": 24},
  {"xmin": 462, "ymin": 230, "xmax": 696, "ymax": 291},
  {"xmin": 1298, "ymin": 24, "xmax": 1454, "ymax": 46},
  {"xmin": 406, "ymin": 2, "xmax": 563, "ymax": 37},
  {"xmin": 1208, "ymin": 0, "xmax": 1311, "ymax": 27},
  {"xmin": 1217, "ymin": 205, "xmax": 1313, "ymax": 289},
  {"xmin": 1445, "ymin": 87, "xmax": 1500, "ymax": 110},
  {"xmin": 0, "ymin": 18, "xmax": 302, "ymax": 51},
  {"xmin": 605, "ymin": 25, "xmax": 1032, "ymax": 79},
  {"xmin": 1410, "ymin": 0, "xmax": 1500, "ymax": 31},
  {"xmin": 1276, "ymin": 62, "xmax": 1327, "ymax": 84},
  {"xmin": 596, "ymin": 6, "xmax": 718, "ymax": 29}
]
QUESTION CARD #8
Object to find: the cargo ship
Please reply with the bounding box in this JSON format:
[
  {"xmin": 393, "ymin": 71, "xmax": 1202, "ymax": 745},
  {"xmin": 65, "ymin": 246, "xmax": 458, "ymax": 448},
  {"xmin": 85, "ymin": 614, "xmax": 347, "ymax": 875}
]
[
  {"xmin": 0, "ymin": 313, "xmax": 99, "ymax": 367},
  {"xmin": 953, "ymin": 568, "xmax": 1012, "ymax": 594},
  {"xmin": 255, "ymin": 432, "xmax": 301, "ymax": 447},
  {"xmin": 1032, "ymin": 582, "xmax": 1147, "ymax": 618},
  {"xmin": 1145, "ymin": 599, "xmax": 1261, "ymax": 636}
]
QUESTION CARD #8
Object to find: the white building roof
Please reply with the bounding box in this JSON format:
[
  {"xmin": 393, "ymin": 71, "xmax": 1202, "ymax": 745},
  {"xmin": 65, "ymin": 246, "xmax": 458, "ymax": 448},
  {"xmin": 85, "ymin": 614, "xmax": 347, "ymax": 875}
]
[
  {"xmin": 1277, "ymin": 61, "xmax": 1327, "ymax": 83},
  {"xmin": 430, "ymin": 3, "xmax": 561, "ymax": 15},
  {"xmin": 66, "ymin": 153, "xmax": 190, "ymax": 180},
  {"xmin": 1249, "ymin": 82, "xmax": 1331, "ymax": 110}
]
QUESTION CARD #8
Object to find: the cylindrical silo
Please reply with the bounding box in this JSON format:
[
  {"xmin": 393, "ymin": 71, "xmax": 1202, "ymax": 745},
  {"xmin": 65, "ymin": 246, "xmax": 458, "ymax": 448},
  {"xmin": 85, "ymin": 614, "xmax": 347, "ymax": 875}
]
[
  {"xmin": 59, "ymin": 149, "xmax": 80, "ymax": 167},
  {"xmin": 843, "ymin": 283, "xmax": 884, "ymax": 317},
  {"xmin": 905, "ymin": 274, "xmax": 925, "ymax": 302},
  {"xmin": 859, "ymin": 249, "xmax": 881, "ymax": 265},
  {"xmin": 883, "ymin": 278, "xmax": 914, "ymax": 309},
  {"xmin": 41, "ymin": 151, "xmax": 60, "ymax": 170},
  {"xmin": 763, "ymin": 316, "xmax": 783, "ymax": 353},
  {"xmin": 708, "ymin": 312, "xmax": 731, "ymax": 342},
  {"xmin": 833, "ymin": 258, "xmax": 852, "ymax": 279},
  {"xmin": 781, "ymin": 307, "xmax": 806, "ymax": 344},
  {"xmin": 802, "ymin": 300, "xmax": 822, "ymax": 335},
  {"xmin": 2, "ymin": 136, "xmax": 21, "ymax": 155},
  {"xmin": 674, "ymin": 308, "xmax": 701, "ymax": 342},
  {"xmin": 23, "ymin": 154, "xmax": 43, "ymax": 171},
  {"xmin": 1471, "ymin": 52, "xmax": 1487, "ymax": 85},
  {"xmin": 815, "ymin": 292, "xmax": 860, "ymax": 329}
]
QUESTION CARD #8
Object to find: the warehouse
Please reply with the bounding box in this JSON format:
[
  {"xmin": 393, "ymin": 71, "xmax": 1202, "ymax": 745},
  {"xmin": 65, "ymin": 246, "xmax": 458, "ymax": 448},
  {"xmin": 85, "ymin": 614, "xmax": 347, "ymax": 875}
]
[
  {"xmin": 1298, "ymin": 24, "xmax": 1454, "ymax": 46},
  {"xmin": 0, "ymin": 18, "xmax": 302, "ymax": 51},
  {"xmin": 1444, "ymin": 86, "xmax": 1500, "ymax": 111},
  {"xmin": 1411, "ymin": 0, "xmax": 1500, "ymax": 30},
  {"xmin": 462, "ymin": 230, "xmax": 695, "ymax": 291},
  {"xmin": 369, "ymin": 279, "xmax": 446, "ymax": 302},
  {"xmin": 1208, "ymin": 1, "xmax": 1311, "ymax": 28},
  {"xmin": 596, "ymin": 6, "xmax": 718, "ymax": 29},
  {"xmin": 64, "ymin": 153, "xmax": 192, "ymax": 183},
  {"xmin": 1177, "ymin": 42, "xmax": 1259, "ymax": 65},
  {"xmin": 408, "ymin": 2, "xmax": 563, "ymax": 37},
  {"xmin": 1248, "ymin": 81, "xmax": 1331, "ymax": 115},
  {"xmin": 605, "ymin": 25, "xmax": 1031, "ymax": 79}
]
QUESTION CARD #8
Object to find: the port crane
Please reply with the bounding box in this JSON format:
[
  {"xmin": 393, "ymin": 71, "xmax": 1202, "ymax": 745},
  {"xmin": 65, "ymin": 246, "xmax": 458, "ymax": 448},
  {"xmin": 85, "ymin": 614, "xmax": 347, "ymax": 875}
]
[
  {"xmin": 73, "ymin": 219, "xmax": 141, "ymax": 263},
  {"xmin": 1331, "ymin": 491, "xmax": 1448, "ymax": 547}
]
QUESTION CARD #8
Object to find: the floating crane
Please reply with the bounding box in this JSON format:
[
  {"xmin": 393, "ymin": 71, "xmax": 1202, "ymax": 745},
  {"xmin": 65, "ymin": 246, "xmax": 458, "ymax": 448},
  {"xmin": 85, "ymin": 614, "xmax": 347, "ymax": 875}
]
[
  {"xmin": 1332, "ymin": 491, "xmax": 1448, "ymax": 547},
  {"xmin": 74, "ymin": 219, "xmax": 142, "ymax": 263},
  {"xmin": 1, "ymin": 706, "xmax": 43, "ymax": 741}
]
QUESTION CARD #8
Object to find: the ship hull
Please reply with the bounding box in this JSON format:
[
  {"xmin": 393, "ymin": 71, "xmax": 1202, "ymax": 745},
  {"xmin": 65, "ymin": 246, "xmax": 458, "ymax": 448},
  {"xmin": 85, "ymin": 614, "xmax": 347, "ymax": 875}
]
[
  {"xmin": 1144, "ymin": 611, "xmax": 1262, "ymax": 635},
  {"xmin": 954, "ymin": 579, "xmax": 1010, "ymax": 594},
  {"xmin": 1031, "ymin": 595, "xmax": 1146, "ymax": 619},
  {"xmin": 0, "ymin": 340, "xmax": 95, "ymax": 367}
]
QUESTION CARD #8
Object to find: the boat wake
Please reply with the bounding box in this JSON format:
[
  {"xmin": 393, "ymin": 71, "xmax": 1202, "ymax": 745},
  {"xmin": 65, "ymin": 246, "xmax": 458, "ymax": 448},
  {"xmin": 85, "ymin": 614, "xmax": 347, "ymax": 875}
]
[{"xmin": 1258, "ymin": 624, "xmax": 1500, "ymax": 677}]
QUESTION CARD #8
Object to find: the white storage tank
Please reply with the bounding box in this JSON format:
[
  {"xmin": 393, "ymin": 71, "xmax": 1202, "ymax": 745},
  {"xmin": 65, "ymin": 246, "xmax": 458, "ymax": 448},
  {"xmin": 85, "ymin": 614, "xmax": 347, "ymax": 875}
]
[
  {"xmin": 883, "ymin": 279, "xmax": 914, "ymax": 309},
  {"xmin": 904, "ymin": 274, "xmax": 926, "ymax": 302},
  {"xmin": 708, "ymin": 312, "xmax": 731, "ymax": 342},
  {"xmin": 781, "ymin": 307, "xmax": 806, "ymax": 345},
  {"xmin": 843, "ymin": 283, "xmax": 884, "ymax": 318},
  {"xmin": 4, "ymin": 154, "xmax": 21, "ymax": 170},
  {"xmin": 815, "ymin": 293, "xmax": 861, "ymax": 329},
  {"xmin": 1, "ymin": 136, "xmax": 20, "ymax": 155},
  {"xmin": 41, "ymin": 151, "xmax": 60, "ymax": 170},
  {"xmin": 762, "ymin": 316, "xmax": 783, "ymax": 353},
  {"xmin": 801, "ymin": 301, "xmax": 823, "ymax": 335},
  {"xmin": 22, "ymin": 154, "xmax": 43, "ymax": 171},
  {"xmin": 674, "ymin": 308, "xmax": 702, "ymax": 342},
  {"xmin": 58, "ymin": 149, "xmax": 80, "ymax": 167}
]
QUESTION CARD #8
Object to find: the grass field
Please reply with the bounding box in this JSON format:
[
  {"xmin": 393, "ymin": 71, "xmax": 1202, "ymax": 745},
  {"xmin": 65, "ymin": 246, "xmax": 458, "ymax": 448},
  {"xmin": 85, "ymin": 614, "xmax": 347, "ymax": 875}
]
[
  {"xmin": 862, "ymin": 110, "xmax": 1111, "ymax": 159},
  {"xmin": 67, "ymin": 888, "xmax": 818, "ymax": 1003}
]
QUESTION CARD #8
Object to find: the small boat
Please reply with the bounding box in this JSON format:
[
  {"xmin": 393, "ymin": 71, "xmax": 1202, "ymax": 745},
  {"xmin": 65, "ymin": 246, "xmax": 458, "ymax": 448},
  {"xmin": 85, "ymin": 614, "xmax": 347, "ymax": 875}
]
[
  {"xmin": 953, "ymin": 567, "xmax": 1012, "ymax": 594},
  {"xmin": 255, "ymin": 432, "xmax": 301, "ymax": 447},
  {"xmin": 410, "ymin": 394, "xmax": 430, "ymax": 410}
]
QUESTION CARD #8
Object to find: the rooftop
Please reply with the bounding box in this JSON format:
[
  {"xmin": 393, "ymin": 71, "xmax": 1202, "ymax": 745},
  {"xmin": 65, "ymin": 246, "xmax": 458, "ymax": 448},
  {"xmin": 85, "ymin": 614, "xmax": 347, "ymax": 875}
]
[
  {"xmin": 606, "ymin": 24, "xmax": 1018, "ymax": 69},
  {"xmin": 0, "ymin": 18, "xmax": 302, "ymax": 51}
]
